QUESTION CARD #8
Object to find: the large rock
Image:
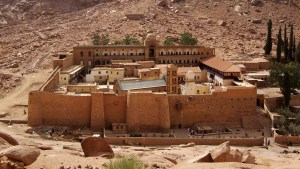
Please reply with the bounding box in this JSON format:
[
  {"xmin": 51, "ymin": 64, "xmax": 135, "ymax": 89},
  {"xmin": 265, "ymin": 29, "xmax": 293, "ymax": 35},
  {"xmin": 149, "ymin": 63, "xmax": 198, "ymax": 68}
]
[
  {"xmin": 0, "ymin": 145, "xmax": 40, "ymax": 166},
  {"xmin": 81, "ymin": 137, "xmax": 114, "ymax": 158},
  {"xmin": 250, "ymin": 0, "xmax": 263, "ymax": 6},
  {"xmin": 210, "ymin": 141, "xmax": 231, "ymax": 162},
  {"xmin": 242, "ymin": 150, "xmax": 256, "ymax": 164},
  {"xmin": 0, "ymin": 132, "xmax": 19, "ymax": 146},
  {"xmin": 157, "ymin": 0, "xmax": 168, "ymax": 6}
]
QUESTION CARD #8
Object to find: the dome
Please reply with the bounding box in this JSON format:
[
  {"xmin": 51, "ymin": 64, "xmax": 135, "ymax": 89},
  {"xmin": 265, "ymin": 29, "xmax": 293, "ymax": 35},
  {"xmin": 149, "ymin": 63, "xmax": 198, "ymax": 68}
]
[{"xmin": 145, "ymin": 34, "xmax": 156, "ymax": 41}]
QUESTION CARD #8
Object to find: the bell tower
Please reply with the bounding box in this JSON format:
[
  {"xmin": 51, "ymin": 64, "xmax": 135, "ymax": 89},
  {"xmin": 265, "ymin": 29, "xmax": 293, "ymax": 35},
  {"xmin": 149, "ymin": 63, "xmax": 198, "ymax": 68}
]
[{"xmin": 144, "ymin": 34, "xmax": 160, "ymax": 62}]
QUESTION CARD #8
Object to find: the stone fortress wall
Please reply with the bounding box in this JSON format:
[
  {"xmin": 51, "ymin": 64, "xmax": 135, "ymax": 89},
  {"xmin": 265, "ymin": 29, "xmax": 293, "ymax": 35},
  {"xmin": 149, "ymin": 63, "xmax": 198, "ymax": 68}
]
[{"xmin": 28, "ymin": 70, "xmax": 257, "ymax": 132}]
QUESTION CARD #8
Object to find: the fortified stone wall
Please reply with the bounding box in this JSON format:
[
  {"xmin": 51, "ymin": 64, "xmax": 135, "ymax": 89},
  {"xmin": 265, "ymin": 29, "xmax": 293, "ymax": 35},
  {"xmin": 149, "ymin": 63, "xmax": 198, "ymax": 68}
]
[
  {"xmin": 28, "ymin": 91, "xmax": 91, "ymax": 127},
  {"xmin": 127, "ymin": 92, "xmax": 170, "ymax": 133},
  {"xmin": 103, "ymin": 93, "xmax": 127, "ymax": 129},
  {"xmin": 168, "ymin": 87, "xmax": 257, "ymax": 128}
]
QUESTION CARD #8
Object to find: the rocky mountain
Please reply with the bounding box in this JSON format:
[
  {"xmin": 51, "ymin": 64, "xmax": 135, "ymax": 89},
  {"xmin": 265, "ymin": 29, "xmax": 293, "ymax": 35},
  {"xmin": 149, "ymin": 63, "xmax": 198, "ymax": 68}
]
[{"xmin": 0, "ymin": 0, "xmax": 300, "ymax": 96}]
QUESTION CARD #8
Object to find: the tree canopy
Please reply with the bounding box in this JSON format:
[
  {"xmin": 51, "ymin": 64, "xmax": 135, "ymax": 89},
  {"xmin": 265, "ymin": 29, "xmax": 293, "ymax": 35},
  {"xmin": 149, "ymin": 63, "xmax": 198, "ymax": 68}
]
[
  {"xmin": 163, "ymin": 37, "xmax": 175, "ymax": 46},
  {"xmin": 91, "ymin": 33, "xmax": 109, "ymax": 45},
  {"xmin": 179, "ymin": 32, "xmax": 198, "ymax": 45}
]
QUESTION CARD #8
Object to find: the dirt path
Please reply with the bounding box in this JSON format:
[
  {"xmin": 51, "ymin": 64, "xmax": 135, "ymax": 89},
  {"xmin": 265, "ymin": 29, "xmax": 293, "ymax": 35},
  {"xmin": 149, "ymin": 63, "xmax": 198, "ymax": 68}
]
[{"xmin": 0, "ymin": 68, "xmax": 51, "ymax": 118}]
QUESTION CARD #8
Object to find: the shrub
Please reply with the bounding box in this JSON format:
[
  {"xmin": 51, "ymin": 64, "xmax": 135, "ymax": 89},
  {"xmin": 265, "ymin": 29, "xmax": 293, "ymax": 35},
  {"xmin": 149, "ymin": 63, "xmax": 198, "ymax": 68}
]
[{"xmin": 109, "ymin": 156, "xmax": 144, "ymax": 169}]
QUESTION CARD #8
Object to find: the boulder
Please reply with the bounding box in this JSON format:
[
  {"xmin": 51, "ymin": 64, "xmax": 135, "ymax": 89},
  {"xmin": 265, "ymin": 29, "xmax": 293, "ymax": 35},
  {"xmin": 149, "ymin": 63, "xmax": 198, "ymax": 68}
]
[
  {"xmin": 229, "ymin": 149, "xmax": 242, "ymax": 162},
  {"xmin": 157, "ymin": 0, "xmax": 168, "ymax": 6},
  {"xmin": 210, "ymin": 141, "xmax": 230, "ymax": 162},
  {"xmin": 0, "ymin": 145, "xmax": 40, "ymax": 166},
  {"xmin": 217, "ymin": 20, "xmax": 227, "ymax": 26},
  {"xmin": 81, "ymin": 137, "xmax": 114, "ymax": 158},
  {"xmin": 250, "ymin": 0, "xmax": 263, "ymax": 6},
  {"xmin": 194, "ymin": 153, "xmax": 213, "ymax": 162},
  {"xmin": 0, "ymin": 132, "xmax": 19, "ymax": 145},
  {"xmin": 242, "ymin": 150, "xmax": 256, "ymax": 164},
  {"xmin": 251, "ymin": 19, "xmax": 262, "ymax": 24},
  {"xmin": 0, "ymin": 112, "xmax": 8, "ymax": 118}
]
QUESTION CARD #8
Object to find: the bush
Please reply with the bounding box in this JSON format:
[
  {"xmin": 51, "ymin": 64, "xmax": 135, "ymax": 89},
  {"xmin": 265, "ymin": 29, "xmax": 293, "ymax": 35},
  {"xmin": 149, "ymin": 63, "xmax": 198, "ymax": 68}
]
[
  {"xmin": 274, "ymin": 116, "xmax": 286, "ymax": 128},
  {"xmin": 295, "ymin": 113, "xmax": 300, "ymax": 125},
  {"xmin": 109, "ymin": 156, "xmax": 143, "ymax": 169}
]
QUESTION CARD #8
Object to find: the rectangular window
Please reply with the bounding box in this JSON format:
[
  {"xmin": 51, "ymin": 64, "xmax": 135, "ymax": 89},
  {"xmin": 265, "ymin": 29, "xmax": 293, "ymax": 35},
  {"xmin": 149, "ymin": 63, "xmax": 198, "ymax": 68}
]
[
  {"xmin": 80, "ymin": 51, "xmax": 84, "ymax": 57},
  {"xmin": 88, "ymin": 51, "xmax": 92, "ymax": 57},
  {"xmin": 80, "ymin": 61, "xmax": 83, "ymax": 65}
]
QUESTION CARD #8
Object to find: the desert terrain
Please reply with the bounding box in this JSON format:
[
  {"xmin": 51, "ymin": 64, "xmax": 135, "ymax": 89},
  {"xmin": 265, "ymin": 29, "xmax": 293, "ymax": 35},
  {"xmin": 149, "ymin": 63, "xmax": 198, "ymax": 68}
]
[{"xmin": 1, "ymin": 0, "xmax": 300, "ymax": 168}]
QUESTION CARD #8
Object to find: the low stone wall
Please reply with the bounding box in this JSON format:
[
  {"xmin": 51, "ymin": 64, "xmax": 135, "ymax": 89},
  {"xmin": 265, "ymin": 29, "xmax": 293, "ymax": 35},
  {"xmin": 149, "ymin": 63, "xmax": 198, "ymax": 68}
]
[
  {"xmin": 105, "ymin": 137, "xmax": 264, "ymax": 146},
  {"xmin": 275, "ymin": 135, "xmax": 300, "ymax": 145}
]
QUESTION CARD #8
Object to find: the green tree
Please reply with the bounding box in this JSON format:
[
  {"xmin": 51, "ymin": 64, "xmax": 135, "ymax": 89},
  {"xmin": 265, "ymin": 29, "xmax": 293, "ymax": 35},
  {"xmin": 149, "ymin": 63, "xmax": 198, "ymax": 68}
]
[
  {"xmin": 295, "ymin": 113, "xmax": 300, "ymax": 125},
  {"xmin": 284, "ymin": 24, "xmax": 289, "ymax": 63},
  {"xmin": 264, "ymin": 19, "xmax": 272, "ymax": 55},
  {"xmin": 276, "ymin": 27, "xmax": 282, "ymax": 63},
  {"xmin": 289, "ymin": 24, "xmax": 294, "ymax": 60},
  {"xmin": 163, "ymin": 37, "xmax": 175, "ymax": 46},
  {"xmin": 179, "ymin": 32, "xmax": 198, "ymax": 45},
  {"xmin": 270, "ymin": 62, "xmax": 300, "ymax": 107},
  {"xmin": 99, "ymin": 34, "xmax": 110, "ymax": 45},
  {"xmin": 122, "ymin": 35, "xmax": 141, "ymax": 45},
  {"xmin": 295, "ymin": 41, "xmax": 300, "ymax": 63},
  {"xmin": 91, "ymin": 33, "xmax": 110, "ymax": 45},
  {"xmin": 282, "ymin": 71, "xmax": 291, "ymax": 107},
  {"xmin": 91, "ymin": 32, "xmax": 101, "ymax": 45}
]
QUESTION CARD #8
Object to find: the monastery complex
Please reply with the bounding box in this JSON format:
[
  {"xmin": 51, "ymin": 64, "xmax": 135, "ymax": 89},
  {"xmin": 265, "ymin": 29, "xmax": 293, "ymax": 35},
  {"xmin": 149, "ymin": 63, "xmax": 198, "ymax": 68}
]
[{"xmin": 28, "ymin": 34, "xmax": 271, "ymax": 135}]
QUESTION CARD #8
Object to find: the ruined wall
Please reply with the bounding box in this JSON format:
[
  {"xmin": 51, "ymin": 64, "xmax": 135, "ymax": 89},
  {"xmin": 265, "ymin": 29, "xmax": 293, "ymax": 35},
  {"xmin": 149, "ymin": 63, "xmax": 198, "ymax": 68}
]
[
  {"xmin": 28, "ymin": 92, "xmax": 91, "ymax": 127},
  {"xmin": 103, "ymin": 93, "xmax": 127, "ymax": 129},
  {"xmin": 127, "ymin": 92, "xmax": 170, "ymax": 133},
  {"xmin": 168, "ymin": 87, "xmax": 257, "ymax": 128}
]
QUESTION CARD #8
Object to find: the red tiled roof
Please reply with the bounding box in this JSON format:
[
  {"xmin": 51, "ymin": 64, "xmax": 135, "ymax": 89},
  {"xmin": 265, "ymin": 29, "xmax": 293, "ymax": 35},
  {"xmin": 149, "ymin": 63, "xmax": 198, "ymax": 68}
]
[{"xmin": 201, "ymin": 57, "xmax": 240, "ymax": 73}]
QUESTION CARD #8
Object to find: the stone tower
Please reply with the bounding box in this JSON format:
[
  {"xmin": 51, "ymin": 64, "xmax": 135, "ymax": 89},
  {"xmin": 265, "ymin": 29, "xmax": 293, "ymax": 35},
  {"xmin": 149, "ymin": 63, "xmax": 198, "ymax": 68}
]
[
  {"xmin": 144, "ymin": 34, "xmax": 160, "ymax": 62},
  {"xmin": 166, "ymin": 64, "xmax": 178, "ymax": 94}
]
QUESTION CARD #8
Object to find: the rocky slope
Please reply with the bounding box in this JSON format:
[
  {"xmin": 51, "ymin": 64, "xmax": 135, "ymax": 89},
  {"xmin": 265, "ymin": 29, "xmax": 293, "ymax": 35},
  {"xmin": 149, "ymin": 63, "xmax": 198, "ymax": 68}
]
[{"xmin": 0, "ymin": 0, "xmax": 300, "ymax": 96}]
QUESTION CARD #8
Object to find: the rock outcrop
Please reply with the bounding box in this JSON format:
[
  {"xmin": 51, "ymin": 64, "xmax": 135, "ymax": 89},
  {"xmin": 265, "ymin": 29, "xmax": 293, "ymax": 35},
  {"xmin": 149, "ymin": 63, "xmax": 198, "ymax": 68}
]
[
  {"xmin": 0, "ymin": 132, "xmax": 19, "ymax": 146},
  {"xmin": 81, "ymin": 137, "xmax": 114, "ymax": 158},
  {"xmin": 0, "ymin": 145, "xmax": 40, "ymax": 166},
  {"xmin": 195, "ymin": 141, "xmax": 256, "ymax": 164}
]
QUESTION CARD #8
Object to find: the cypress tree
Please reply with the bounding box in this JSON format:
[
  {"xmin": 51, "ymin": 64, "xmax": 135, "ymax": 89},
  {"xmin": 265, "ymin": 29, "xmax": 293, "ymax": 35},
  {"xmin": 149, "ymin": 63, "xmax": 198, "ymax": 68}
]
[
  {"xmin": 289, "ymin": 24, "xmax": 294, "ymax": 60},
  {"xmin": 276, "ymin": 27, "xmax": 282, "ymax": 63},
  {"xmin": 295, "ymin": 41, "xmax": 300, "ymax": 63},
  {"xmin": 264, "ymin": 19, "xmax": 272, "ymax": 55},
  {"xmin": 284, "ymin": 24, "xmax": 288, "ymax": 63},
  {"xmin": 293, "ymin": 36, "xmax": 296, "ymax": 53}
]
